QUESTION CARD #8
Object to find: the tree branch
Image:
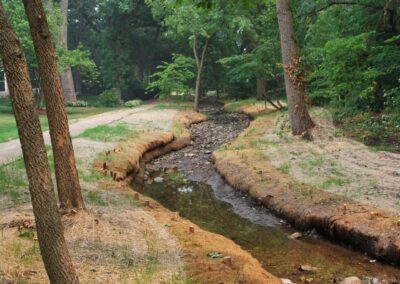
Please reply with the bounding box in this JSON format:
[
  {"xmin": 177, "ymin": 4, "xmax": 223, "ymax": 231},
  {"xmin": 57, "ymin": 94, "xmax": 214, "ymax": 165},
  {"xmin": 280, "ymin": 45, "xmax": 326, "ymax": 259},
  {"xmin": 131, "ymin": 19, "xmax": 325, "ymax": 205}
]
[{"xmin": 297, "ymin": 1, "xmax": 385, "ymax": 17}]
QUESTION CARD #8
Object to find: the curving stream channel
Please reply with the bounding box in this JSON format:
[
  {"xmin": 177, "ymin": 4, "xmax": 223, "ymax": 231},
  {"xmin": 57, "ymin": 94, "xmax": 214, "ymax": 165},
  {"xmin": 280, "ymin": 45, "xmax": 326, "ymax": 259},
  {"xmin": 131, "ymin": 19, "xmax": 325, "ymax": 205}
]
[{"xmin": 138, "ymin": 101, "xmax": 400, "ymax": 283}]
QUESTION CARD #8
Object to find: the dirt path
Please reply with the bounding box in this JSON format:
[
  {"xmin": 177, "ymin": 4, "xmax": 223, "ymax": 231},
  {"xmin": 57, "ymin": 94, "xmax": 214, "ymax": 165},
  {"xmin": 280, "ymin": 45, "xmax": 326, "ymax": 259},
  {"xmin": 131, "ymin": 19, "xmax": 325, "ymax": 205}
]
[{"xmin": 0, "ymin": 104, "xmax": 169, "ymax": 165}]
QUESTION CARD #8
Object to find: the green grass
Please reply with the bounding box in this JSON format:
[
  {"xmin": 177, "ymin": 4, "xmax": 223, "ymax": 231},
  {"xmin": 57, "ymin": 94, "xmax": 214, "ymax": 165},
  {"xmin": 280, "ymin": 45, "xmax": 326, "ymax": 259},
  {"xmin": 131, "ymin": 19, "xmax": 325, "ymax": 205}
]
[
  {"xmin": 0, "ymin": 114, "xmax": 49, "ymax": 143},
  {"xmin": 319, "ymin": 177, "xmax": 350, "ymax": 189},
  {"xmin": 152, "ymin": 101, "xmax": 192, "ymax": 110},
  {"xmin": 0, "ymin": 101, "xmax": 120, "ymax": 143},
  {"xmin": 0, "ymin": 158, "xmax": 30, "ymax": 204},
  {"xmin": 278, "ymin": 163, "xmax": 291, "ymax": 174},
  {"xmin": 78, "ymin": 123, "xmax": 138, "ymax": 142},
  {"xmin": 223, "ymin": 98, "xmax": 258, "ymax": 113}
]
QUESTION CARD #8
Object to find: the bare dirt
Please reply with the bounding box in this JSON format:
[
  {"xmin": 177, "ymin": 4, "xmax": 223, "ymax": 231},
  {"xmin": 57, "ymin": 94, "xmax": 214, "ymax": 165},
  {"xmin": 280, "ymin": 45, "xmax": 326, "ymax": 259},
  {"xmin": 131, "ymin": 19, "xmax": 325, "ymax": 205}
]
[{"xmin": 264, "ymin": 108, "xmax": 400, "ymax": 214}]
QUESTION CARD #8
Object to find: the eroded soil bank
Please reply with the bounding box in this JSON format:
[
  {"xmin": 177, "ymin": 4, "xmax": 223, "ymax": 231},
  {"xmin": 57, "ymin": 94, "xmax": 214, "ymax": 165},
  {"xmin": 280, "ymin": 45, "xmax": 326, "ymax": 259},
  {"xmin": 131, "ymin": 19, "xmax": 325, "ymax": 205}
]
[{"xmin": 141, "ymin": 101, "xmax": 400, "ymax": 283}]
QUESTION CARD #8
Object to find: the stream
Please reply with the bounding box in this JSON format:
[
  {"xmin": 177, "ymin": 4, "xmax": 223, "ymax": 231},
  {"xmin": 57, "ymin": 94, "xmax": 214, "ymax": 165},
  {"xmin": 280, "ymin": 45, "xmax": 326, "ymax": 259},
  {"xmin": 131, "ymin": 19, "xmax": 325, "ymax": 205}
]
[{"xmin": 138, "ymin": 100, "xmax": 400, "ymax": 283}]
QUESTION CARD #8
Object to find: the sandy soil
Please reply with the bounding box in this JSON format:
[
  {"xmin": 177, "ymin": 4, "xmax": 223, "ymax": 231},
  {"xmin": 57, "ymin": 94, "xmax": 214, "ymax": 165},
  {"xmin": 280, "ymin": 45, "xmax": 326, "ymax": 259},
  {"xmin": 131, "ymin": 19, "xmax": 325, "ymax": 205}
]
[
  {"xmin": 0, "ymin": 204, "xmax": 183, "ymax": 283},
  {"xmin": 264, "ymin": 108, "xmax": 400, "ymax": 214}
]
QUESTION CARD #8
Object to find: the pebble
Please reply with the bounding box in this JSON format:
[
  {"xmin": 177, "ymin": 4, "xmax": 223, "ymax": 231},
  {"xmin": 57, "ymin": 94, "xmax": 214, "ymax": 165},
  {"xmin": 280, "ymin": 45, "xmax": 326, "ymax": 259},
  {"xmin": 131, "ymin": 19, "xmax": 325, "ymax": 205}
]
[
  {"xmin": 154, "ymin": 177, "xmax": 164, "ymax": 183},
  {"xmin": 289, "ymin": 232, "xmax": 303, "ymax": 239},
  {"xmin": 299, "ymin": 265, "xmax": 317, "ymax": 272},
  {"xmin": 340, "ymin": 277, "xmax": 362, "ymax": 284},
  {"xmin": 281, "ymin": 279, "xmax": 295, "ymax": 284}
]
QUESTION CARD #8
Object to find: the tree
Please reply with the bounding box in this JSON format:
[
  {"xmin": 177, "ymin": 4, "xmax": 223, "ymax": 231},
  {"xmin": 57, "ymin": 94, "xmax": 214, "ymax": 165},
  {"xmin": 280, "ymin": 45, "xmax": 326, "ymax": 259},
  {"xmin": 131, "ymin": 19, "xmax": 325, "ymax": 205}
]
[
  {"xmin": 276, "ymin": 0, "xmax": 314, "ymax": 135},
  {"xmin": 0, "ymin": 2, "xmax": 79, "ymax": 282},
  {"xmin": 148, "ymin": 0, "xmax": 228, "ymax": 112},
  {"xmin": 60, "ymin": 0, "xmax": 77, "ymax": 101},
  {"xmin": 23, "ymin": 0, "xmax": 85, "ymax": 210}
]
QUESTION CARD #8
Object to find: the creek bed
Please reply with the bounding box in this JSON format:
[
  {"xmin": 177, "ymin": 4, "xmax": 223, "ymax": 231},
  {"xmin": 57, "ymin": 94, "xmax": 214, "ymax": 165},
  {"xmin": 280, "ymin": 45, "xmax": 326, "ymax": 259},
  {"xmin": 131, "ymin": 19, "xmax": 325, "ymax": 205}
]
[{"xmin": 138, "ymin": 101, "xmax": 400, "ymax": 283}]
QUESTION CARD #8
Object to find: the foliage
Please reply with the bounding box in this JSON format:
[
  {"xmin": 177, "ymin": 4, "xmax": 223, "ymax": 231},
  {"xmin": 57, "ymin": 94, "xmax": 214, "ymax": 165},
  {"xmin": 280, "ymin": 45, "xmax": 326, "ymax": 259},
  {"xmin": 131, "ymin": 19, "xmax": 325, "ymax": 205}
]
[
  {"xmin": 57, "ymin": 44, "xmax": 99, "ymax": 80},
  {"xmin": 147, "ymin": 54, "xmax": 196, "ymax": 99},
  {"xmin": 124, "ymin": 99, "xmax": 144, "ymax": 108},
  {"xmin": 65, "ymin": 100, "xmax": 89, "ymax": 107},
  {"xmin": 98, "ymin": 89, "xmax": 122, "ymax": 107},
  {"xmin": 3, "ymin": 0, "xmax": 97, "ymax": 87}
]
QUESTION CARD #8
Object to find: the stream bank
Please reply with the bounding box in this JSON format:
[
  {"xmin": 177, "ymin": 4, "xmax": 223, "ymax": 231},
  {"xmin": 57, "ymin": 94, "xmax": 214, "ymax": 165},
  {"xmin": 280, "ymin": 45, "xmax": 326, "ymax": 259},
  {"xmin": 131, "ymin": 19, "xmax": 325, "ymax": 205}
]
[{"xmin": 140, "ymin": 100, "xmax": 400, "ymax": 283}]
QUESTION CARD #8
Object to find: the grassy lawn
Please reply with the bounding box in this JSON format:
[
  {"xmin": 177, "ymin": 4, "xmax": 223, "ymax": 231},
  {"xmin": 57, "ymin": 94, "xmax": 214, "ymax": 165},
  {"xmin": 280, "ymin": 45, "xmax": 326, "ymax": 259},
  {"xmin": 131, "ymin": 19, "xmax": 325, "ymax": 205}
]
[
  {"xmin": 0, "ymin": 97, "xmax": 121, "ymax": 143},
  {"xmin": 77, "ymin": 123, "xmax": 139, "ymax": 142}
]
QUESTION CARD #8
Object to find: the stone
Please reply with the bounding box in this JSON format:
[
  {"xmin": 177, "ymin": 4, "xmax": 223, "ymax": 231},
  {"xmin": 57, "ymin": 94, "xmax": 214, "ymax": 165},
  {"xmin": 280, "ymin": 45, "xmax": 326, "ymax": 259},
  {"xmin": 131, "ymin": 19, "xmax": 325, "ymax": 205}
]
[
  {"xmin": 299, "ymin": 265, "xmax": 317, "ymax": 272},
  {"xmin": 340, "ymin": 277, "xmax": 362, "ymax": 284},
  {"xmin": 154, "ymin": 177, "xmax": 164, "ymax": 183},
  {"xmin": 281, "ymin": 279, "xmax": 295, "ymax": 284},
  {"xmin": 222, "ymin": 256, "xmax": 232, "ymax": 265},
  {"xmin": 289, "ymin": 232, "xmax": 303, "ymax": 239}
]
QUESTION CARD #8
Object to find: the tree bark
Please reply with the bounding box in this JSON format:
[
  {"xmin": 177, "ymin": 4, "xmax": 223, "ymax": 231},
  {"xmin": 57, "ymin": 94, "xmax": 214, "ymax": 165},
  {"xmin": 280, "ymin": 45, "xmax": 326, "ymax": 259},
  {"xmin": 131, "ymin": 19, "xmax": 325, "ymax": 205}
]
[
  {"xmin": 276, "ymin": 0, "xmax": 314, "ymax": 135},
  {"xmin": 0, "ymin": 3, "xmax": 79, "ymax": 283},
  {"xmin": 256, "ymin": 78, "xmax": 266, "ymax": 100},
  {"xmin": 23, "ymin": 0, "xmax": 85, "ymax": 210},
  {"xmin": 193, "ymin": 35, "xmax": 209, "ymax": 113},
  {"xmin": 60, "ymin": 0, "xmax": 76, "ymax": 102}
]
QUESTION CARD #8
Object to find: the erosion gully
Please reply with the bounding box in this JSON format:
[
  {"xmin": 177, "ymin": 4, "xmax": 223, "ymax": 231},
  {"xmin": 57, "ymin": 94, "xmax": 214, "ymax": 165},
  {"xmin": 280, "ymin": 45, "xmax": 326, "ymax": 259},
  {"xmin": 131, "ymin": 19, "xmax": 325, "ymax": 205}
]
[{"xmin": 136, "ymin": 100, "xmax": 400, "ymax": 283}]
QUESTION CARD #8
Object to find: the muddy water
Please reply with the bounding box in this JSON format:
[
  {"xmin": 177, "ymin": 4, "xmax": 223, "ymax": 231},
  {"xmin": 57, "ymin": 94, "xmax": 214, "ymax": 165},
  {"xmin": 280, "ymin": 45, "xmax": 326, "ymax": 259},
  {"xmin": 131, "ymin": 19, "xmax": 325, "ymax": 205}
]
[{"xmin": 139, "ymin": 101, "xmax": 400, "ymax": 283}]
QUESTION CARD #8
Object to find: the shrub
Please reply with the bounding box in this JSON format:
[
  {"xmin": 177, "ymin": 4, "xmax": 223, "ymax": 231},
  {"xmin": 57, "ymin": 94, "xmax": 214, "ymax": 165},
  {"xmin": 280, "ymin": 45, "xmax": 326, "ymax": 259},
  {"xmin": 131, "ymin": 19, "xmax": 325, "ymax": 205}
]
[
  {"xmin": 98, "ymin": 89, "xmax": 121, "ymax": 107},
  {"xmin": 65, "ymin": 100, "xmax": 89, "ymax": 107},
  {"xmin": 124, "ymin": 99, "xmax": 143, "ymax": 108}
]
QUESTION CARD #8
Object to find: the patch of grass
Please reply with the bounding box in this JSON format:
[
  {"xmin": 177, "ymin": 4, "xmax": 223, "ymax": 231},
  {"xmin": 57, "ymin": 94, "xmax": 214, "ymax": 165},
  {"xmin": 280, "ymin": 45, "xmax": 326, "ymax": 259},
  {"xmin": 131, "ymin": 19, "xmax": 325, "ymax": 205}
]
[
  {"xmin": 278, "ymin": 163, "xmax": 291, "ymax": 174},
  {"xmin": 369, "ymin": 178, "xmax": 378, "ymax": 189},
  {"xmin": 229, "ymin": 144, "xmax": 246, "ymax": 150},
  {"xmin": 319, "ymin": 177, "xmax": 350, "ymax": 189},
  {"xmin": 0, "ymin": 114, "xmax": 49, "ymax": 143},
  {"xmin": 250, "ymin": 138, "xmax": 278, "ymax": 149},
  {"xmin": 0, "ymin": 101, "xmax": 120, "ymax": 143},
  {"xmin": 152, "ymin": 101, "xmax": 192, "ymax": 110},
  {"xmin": 223, "ymin": 98, "xmax": 258, "ymax": 113},
  {"xmin": 0, "ymin": 158, "xmax": 29, "ymax": 204},
  {"xmin": 78, "ymin": 123, "xmax": 137, "ymax": 142},
  {"xmin": 85, "ymin": 191, "xmax": 109, "ymax": 206},
  {"xmin": 167, "ymin": 171, "xmax": 185, "ymax": 182}
]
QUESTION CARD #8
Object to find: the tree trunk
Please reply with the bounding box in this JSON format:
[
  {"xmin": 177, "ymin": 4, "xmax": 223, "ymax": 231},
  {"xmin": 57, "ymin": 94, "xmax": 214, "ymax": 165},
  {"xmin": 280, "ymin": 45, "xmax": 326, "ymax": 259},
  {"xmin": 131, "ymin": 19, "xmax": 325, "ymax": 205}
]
[
  {"xmin": 193, "ymin": 35, "xmax": 209, "ymax": 113},
  {"xmin": 23, "ymin": 0, "xmax": 85, "ymax": 210},
  {"xmin": 0, "ymin": 3, "xmax": 79, "ymax": 283},
  {"xmin": 276, "ymin": 0, "xmax": 314, "ymax": 135},
  {"xmin": 256, "ymin": 78, "xmax": 266, "ymax": 100},
  {"xmin": 60, "ymin": 0, "xmax": 76, "ymax": 102}
]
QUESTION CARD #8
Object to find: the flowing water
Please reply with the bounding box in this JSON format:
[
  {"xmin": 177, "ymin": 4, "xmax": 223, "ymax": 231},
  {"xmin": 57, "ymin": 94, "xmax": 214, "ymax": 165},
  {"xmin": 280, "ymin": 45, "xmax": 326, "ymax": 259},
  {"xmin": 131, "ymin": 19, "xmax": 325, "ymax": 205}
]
[{"xmin": 138, "ymin": 101, "xmax": 400, "ymax": 283}]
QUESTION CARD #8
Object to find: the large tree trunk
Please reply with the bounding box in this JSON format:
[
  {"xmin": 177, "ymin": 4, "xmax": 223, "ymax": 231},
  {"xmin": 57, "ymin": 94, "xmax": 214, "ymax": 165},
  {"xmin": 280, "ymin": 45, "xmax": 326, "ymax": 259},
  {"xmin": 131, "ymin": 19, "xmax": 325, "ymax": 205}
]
[
  {"xmin": 60, "ymin": 0, "xmax": 76, "ymax": 102},
  {"xmin": 276, "ymin": 0, "xmax": 314, "ymax": 135},
  {"xmin": 23, "ymin": 0, "xmax": 85, "ymax": 210},
  {"xmin": 0, "ymin": 3, "xmax": 79, "ymax": 283},
  {"xmin": 193, "ymin": 35, "xmax": 209, "ymax": 113}
]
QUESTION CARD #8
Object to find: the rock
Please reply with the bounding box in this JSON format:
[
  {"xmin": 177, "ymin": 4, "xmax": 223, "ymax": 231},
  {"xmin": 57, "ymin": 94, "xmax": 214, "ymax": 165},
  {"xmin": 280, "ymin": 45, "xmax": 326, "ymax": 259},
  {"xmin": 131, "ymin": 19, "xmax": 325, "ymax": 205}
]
[
  {"xmin": 154, "ymin": 177, "xmax": 164, "ymax": 183},
  {"xmin": 289, "ymin": 232, "xmax": 303, "ymax": 239},
  {"xmin": 204, "ymin": 150, "xmax": 212, "ymax": 154},
  {"xmin": 281, "ymin": 279, "xmax": 295, "ymax": 284},
  {"xmin": 299, "ymin": 265, "xmax": 317, "ymax": 272},
  {"xmin": 340, "ymin": 277, "xmax": 362, "ymax": 284},
  {"xmin": 222, "ymin": 256, "xmax": 232, "ymax": 265}
]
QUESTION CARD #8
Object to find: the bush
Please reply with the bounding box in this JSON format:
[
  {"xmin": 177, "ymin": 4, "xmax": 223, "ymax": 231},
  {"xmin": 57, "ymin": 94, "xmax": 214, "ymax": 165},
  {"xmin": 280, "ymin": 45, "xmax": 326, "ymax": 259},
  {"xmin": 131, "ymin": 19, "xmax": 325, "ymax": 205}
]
[
  {"xmin": 66, "ymin": 100, "xmax": 89, "ymax": 107},
  {"xmin": 98, "ymin": 89, "xmax": 121, "ymax": 107},
  {"xmin": 124, "ymin": 99, "xmax": 143, "ymax": 108}
]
